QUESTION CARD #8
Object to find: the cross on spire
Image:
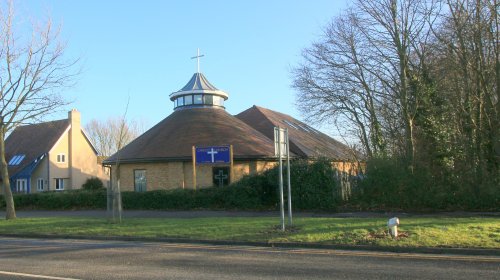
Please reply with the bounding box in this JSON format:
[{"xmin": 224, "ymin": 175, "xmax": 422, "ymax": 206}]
[{"xmin": 191, "ymin": 48, "xmax": 205, "ymax": 73}]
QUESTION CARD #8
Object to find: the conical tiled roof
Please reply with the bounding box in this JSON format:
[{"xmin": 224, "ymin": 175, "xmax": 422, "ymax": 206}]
[
  {"xmin": 180, "ymin": 72, "xmax": 219, "ymax": 92},
  {"xmin": 169, "ymin": 73, "xmax": 228, "ymax": 101},
  {"xmin": 104, "ymin": 108, "xmax": 277, "ymax": 164}
]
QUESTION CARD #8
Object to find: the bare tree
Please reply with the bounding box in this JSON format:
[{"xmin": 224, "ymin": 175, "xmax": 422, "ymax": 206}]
[
  {"xmin": 0, "ymin": 1, "xmax": 78, "ymax": 219},
  {"xmin": 293, "ymin": 0, "xmax": 438, "ymax": 162},
  {"xmin": 85, "ymin": 116, "xmax": 145, "ymax": 157},
  {"xmin": 293, "ymin": 9, "xmax": 390, "ymax": 158},
  {"xmin": 293, "ymin": 0, "xmax": 498, "ymax": 206},
  {"xmin": 430, "ymin": 0, "xmax": 499, "ymax": 187},
  {"xmin": 106, "ymin": 100, "xmax": 136, "ymax": 223}
]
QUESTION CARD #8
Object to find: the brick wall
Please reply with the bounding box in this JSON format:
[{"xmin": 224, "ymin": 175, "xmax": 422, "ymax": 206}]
[{"xmin": 110, "ymin": 160, "xmax": 277, "ymax": 191}]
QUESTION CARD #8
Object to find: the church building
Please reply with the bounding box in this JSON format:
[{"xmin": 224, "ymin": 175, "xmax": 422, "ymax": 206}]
[{"xmin": 104, "ymin": 68, "xmax": 357, "ymax": 192}]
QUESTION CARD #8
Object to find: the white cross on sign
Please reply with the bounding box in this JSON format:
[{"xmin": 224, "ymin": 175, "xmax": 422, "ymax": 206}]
[
  {"xmin": 207, "ymin": 148, "xmax": 218, "ymax": 163},
  {"xmin": 195, "ymin": 145, "xmax": 230, "ymax": 164}
]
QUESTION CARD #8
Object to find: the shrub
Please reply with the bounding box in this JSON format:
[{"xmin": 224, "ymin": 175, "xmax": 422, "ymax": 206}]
[
  {"xmin": 0, "ymin": 159, "xmax": 342, "ymax": 211},
  {"xmin": 1, "ymin": 189, "xmax": 108, "ymax": 210},
  {"xmin": 232, "ymin": 158, "xmax": 340, "ymax": 210},
  {"xmin": 82, "ymin": 177, "xmax": 104, "ymax": 191},
  {"xmin": 349, "ymin": 157, "xmax": 500, "ymax": 211}
]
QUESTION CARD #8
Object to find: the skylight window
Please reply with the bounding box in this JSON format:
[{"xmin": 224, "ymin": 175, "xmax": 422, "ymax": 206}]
[
  {"xmin": 282, "ymin": 119, "xmax": 300, "ymax": 130},
  {"xmin": 8, "ymin": 154, "xmax": 25, "ymax": 166},
  {"xmin": 297, "ymin": 123, "xmax": 320, "ymax": 134}
]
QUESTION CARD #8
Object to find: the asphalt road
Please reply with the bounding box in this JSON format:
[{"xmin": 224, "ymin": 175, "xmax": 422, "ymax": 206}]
[{"xmin": 0, "ymin": 237, "xmax": 498, "ymax": 280}]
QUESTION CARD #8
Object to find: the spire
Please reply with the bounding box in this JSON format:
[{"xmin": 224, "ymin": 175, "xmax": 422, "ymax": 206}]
[{"xmin": 169, "ymin": 50, "xmax": 229, "ymax": 111}]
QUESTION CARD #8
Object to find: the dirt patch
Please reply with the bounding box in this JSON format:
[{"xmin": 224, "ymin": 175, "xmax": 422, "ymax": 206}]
[{"xmin": 367, "ymin": 229, "xmax": 410, "ymax": 239}]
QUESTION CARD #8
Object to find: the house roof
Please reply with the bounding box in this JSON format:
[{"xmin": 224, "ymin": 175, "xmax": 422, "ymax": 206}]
[
  {"xmin": 5, "ymin": 119, "xmax": 69, "ymax": 177},
  {"xmin": 236, "ymin": 105, "xmax": 359, "ymax": 160},
  {"xmin": 104, "ymin": 108, "xmax": 277, "ymax": 164}
]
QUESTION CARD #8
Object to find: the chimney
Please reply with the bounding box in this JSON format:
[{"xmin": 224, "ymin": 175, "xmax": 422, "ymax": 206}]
[
  {"xmin": 68, "ymin": 109, "xmax": 81, "ymax": 189},
  {"xmin": 69, "ymin": 109, "xmax": 81, "ymax": 132}
]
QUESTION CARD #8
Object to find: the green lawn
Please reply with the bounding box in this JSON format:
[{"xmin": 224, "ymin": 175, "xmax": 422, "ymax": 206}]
[{"xmin": 0, "ymin": 216, "xmax": 499, "ymax": 249}]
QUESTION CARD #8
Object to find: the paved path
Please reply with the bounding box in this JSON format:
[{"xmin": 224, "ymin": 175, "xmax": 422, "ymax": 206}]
[
  {"xmin": 0, "ymin": 210, "xmax": 498, "ymax": 219},
  {"xmin": 1, "ymin": 237, "xmax": 498, "ymax": 280}
]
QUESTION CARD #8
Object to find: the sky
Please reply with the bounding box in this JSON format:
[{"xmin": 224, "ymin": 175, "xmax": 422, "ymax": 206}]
[{"xmin": 14, "ymin": 0, "xmax": 350, "ymax": 133}]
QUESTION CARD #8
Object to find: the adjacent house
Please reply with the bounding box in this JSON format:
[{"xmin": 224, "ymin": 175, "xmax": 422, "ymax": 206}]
[
  {"xmin": 104, "ymin": 71, "xmax": 360, "ymax": 191},
  {"xmin": 5, "ymin": 109, "xmax": 109, "ymax": 193}
]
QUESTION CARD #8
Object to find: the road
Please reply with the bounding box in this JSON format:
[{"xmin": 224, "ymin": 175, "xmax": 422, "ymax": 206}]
[{"xmin": 0, "ymin": 237, "xmax": 498, "ymax": 279}]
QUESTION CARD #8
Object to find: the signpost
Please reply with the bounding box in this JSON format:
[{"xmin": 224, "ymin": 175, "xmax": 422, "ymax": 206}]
[
  {"xmin": 274, "ymin": 127, "xmax": 292, "ymax": 231},
  {"xmin": 192, "ymin": 145, "xmax": 233, "ymax": 189},
  {"xmin": 195, "ymin": 146, "xmax": 231, "ymax": 164}
]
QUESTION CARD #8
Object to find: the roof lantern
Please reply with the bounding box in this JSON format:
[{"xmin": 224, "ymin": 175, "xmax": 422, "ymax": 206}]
[{"xmin": 169, "ymin": 49, "xmax": 229, "ymax": 110}]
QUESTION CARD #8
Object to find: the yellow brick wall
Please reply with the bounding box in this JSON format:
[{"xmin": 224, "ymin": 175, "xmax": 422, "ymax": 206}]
[
  {"xmin": 110, "ymin": 160, "xmax": 277, "ymax": 191},
  {"xmin": 332, "ymin": 161, "xmax": 365, "ymax": 175},
  {"xmin": 109, "ymin": 159, "xmax": 362, "ymax": 192}
]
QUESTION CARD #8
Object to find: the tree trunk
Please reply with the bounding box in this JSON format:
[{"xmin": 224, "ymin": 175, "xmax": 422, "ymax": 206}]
[
  {"xmin": 0, "ymin": 125, "xmax": 16, "ymax": 219},
  {"xmin": 107, "ymin": 163, "xmax": 122, "ymax": 223}
]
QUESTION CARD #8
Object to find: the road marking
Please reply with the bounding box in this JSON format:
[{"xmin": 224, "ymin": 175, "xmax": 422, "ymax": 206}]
[
  {"xmin": 286, "ymin": 248, "xmax": 500, "ymax": 262},
  {"xmin": 151, "ymin": 242, "xmax": 500, "ymax": 262},
  {"xmin": 0, "ymin": 271, "xmax": 81, "ymax": 280}
]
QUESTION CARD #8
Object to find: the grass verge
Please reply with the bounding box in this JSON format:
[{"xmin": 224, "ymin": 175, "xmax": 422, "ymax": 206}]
[{"xmin": 0, "ymin": 217, "xmax": 499, "ymax": 249}]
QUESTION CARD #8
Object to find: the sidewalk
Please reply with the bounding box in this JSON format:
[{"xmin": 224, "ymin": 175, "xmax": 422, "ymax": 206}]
[{"xmin": 1, "ymin": 209, "xmax": 499, "ymax": 219}]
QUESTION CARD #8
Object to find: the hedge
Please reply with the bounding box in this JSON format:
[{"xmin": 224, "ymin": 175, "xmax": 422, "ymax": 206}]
[
  {"xmin": 0, "ymin": 187, "xmax": 273, "ymax": 211},
  {"xmin": 0, "ymin": 159, "xmax": 341, "ymax": 211}
]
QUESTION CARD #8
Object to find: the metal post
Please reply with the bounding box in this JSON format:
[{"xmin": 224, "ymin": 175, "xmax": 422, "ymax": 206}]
[
  {"xmin": 277, "ymin": 128, "xmax": 285, "ymax": 231},
  {"xmin": 192, "ymin": 146, "xmax": 197, "ymax": 190},
  {"xmin": 106, "ymin": 170, "xmax": 112, "ymax": 221},
  {"xmin": 286, "ymin": 128, "xmax": 292, "ymax": 226},
  {"xmin": 230, "ymin": 145, "xmax": 234, "ymax": 184}
]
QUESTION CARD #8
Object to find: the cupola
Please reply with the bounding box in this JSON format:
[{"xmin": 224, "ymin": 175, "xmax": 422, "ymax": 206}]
[{"xmin": 169, "ymin": 49, "xmax": 228, "ymax": 110}]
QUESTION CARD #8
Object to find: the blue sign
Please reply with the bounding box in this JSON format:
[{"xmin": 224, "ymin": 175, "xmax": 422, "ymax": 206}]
[{"xmin": 195, "ymin": 146, "xmax": 231, "ymax": 164}]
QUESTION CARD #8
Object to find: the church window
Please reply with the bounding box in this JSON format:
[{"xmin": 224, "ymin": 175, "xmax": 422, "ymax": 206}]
[
  {"xmin": 213, "ymin": 167, "xmax": 230, "ymax": 187},
  {"xmin": 212, "ymin": 96, "xmax": 224, "ymax": 107},
  {"xmin": 212, "ymin": 96, "xmax": 219, "ymax": 106},
  {"xmin": 134, "ymin": 170, "xmax": 147, "ymax": 192},
  {"xmin": 194, "ymin": 95, "xmax": 203, "ymax": 104},
  {"xmin": 177, "ymin": 97, "xmax": 184, "ymax": 106},
  {"xmin": 203, "ymin": 95, "xmax": 213, "ymax": 105},
  {"xmin": 184, "ymin": 95, "xmax": 193, "ymax": 105}
]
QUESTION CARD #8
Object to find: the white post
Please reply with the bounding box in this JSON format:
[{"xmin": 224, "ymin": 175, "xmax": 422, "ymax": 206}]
[
  {"xmin": 388, "ymin": 217, "xmax": 400, "ymax": 238},
  {"xmin": 276, "ymin": 127, "xmax": 285, "ymax": 231},
  {"xmin": 286, "ymin": 128, "xmax": 292, "ymax": 226}
]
